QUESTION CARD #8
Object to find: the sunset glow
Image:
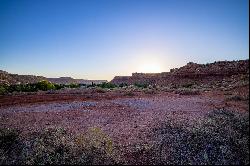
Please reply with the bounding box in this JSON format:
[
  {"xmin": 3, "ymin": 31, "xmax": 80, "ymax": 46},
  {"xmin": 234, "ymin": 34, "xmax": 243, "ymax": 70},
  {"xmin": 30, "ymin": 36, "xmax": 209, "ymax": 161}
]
[
  {"xmin": 138, "ymin": 63, "xmax": 162, "ymax": 73},
  {"xmin": 0, "ymin": 0, "xmax": 248, "ymax": 80}
]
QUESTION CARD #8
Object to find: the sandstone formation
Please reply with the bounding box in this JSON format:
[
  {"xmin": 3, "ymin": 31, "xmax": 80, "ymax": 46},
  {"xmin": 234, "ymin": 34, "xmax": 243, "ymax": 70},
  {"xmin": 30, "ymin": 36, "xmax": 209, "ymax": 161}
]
[
  {"xmin": 0, "ymin": 70, "xmax": 107, "ymax": 85},
  {"xmin": 47, "ymin": 77, "xmax": 107, "ymax": 85},
  {"xmin": 0, "ymin": 70, "xmax": 47, "ymax": 85},
  {"xmin": 111, "ymin": 59, "xmax": 249, "ymax": 87}
]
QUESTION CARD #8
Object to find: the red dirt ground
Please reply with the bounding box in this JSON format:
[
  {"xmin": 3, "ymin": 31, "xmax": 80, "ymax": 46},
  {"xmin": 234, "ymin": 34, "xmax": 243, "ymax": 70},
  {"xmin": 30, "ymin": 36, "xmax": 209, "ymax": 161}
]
[{"xmin": 1, "ymin": 87, "xmax": 248, "ymax": 148}]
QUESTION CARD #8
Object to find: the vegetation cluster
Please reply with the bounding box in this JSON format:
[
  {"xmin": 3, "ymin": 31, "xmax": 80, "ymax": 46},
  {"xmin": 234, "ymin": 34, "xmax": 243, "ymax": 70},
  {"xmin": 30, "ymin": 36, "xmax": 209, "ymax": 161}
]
[{"xmin": 0, "ymin": 109, "xmax": 248, "ymax": 165}]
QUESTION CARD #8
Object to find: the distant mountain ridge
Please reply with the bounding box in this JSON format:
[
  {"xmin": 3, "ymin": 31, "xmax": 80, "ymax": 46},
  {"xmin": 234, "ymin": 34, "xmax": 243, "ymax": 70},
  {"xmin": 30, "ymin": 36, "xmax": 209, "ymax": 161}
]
[
  {"xmin": 0, "ymin": 70, "xmax": 107, "ymax": 85},
  {"xmin": 47, "ymin": 77, "xmax": 107, "ymax": 85}
]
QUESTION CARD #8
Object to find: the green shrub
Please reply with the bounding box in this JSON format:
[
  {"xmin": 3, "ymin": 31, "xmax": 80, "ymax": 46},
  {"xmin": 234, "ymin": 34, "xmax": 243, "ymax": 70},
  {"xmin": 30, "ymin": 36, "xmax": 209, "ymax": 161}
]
[
  {"xmin": 21, "ymin": 84, "xmax": 38, "ymax": 92},
  {"xmin": 54, "ymin": 84, "xmax": 65, "ymax": 90},
  {"xmin": 0, "ymin": 86, "xmax": 7, "ymax": 95},
  {"xmin": 8, "ymin": 84, "xmax": 22, "ymax": 92},
  {"xmin": 5, "ymin": 82, "xmax": 54, "ymax": 93},
  {"xmin": 134, "ymin": 83, "xmax": 148, "ymax": 88},
  {"xmin": 1, "ymin": 81, "xmax": 83, "ymax": 94},
  {"xmin": 36, "ymin": 80, "xmax": 55, "ymax": 91},
  {"xmin": 87, "ymin": 83, "xmax": 97, "ymax": 88},
  {"xmin": 174, "ymin": 88, "xmax": 200, "ymax": 95},
  {"xmin": 119, "ymin": 83, "xmax": 128, "ymax": 88},
  {"xmin": 181, "ymin": 83, "xmax": 194, "ymax": 88},
  {"xmin": 98, "ymin": 82, "xmax": 116, "ymax": 89},
  {"xmin": 70, "ymin": 83, "xmax": 80, "ymax": 88}
]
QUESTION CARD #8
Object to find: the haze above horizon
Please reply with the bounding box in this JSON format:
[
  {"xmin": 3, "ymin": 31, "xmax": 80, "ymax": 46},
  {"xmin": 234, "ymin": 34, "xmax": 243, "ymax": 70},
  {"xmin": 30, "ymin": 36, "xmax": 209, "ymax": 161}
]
[{"xmin": 0, "ymin": 0, "xmax": 249, "ymax": 81}]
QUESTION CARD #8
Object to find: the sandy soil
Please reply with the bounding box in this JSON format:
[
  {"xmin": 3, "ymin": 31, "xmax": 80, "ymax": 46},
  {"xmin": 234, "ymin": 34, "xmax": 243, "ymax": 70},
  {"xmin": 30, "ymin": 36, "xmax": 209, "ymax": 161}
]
[
  {"xmin": 0, "ymin": 90, "xmax": 234, "ymax": 146},
  {"xmin": 0, "ymin": 86, "xmax": 249, "ymax": 165}
]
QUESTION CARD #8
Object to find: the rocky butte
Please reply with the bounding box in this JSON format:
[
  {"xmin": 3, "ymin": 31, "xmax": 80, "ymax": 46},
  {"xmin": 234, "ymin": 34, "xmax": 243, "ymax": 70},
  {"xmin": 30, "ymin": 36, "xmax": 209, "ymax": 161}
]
[{"xmin": 110, "ymin": 59, "xmax": 249, "ymax": 87}]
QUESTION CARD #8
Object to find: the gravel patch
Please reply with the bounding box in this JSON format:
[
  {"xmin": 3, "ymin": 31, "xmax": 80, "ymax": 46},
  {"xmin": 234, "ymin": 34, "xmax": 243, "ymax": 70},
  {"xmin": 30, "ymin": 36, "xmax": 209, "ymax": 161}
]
[
  {"xmin": 0, "ymin": 101, "xmax": 98, "ymax": 113},
  {"xmin": 111, "ymin": 96, "xmax": 223, "ymax": 113},
  {"xmin": 112, "ymin": 98, "xmax": 154, "ymax": 111}
]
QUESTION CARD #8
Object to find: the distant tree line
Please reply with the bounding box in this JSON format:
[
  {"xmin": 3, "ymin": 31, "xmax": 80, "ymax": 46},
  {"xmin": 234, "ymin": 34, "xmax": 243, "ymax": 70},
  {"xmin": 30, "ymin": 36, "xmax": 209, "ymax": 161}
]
[
  {"xmin": 0, "ymin": 81, "xmax": 151, "ymax": 95},
  {"xmin": 0, "ymin": 81, "xmax": 122, "ymax": 95},
  {"xmin": 0, "ymin": 80, "xmax": 82, "ymax": 95}
]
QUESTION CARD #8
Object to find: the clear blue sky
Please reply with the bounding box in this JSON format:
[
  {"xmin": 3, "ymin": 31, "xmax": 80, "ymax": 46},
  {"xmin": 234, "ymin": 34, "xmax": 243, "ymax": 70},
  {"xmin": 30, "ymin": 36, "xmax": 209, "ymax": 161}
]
[{"xmin": 0, "ymin": 0, "xmax": 249, "ymax": 80}]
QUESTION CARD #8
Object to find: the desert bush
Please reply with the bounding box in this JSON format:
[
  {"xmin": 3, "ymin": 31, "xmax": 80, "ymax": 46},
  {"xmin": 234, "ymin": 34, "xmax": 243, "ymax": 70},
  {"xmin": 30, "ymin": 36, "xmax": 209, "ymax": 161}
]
[
  {"xmin": 239, "ymin": 74, "xmax": 249, "ymax": 83},
  {"xmin": 97, "ymin": 82, "xmax": 116, "ymax": 89},
  {"xmin": 160, "ymin": 86, "xmax": 175, "ymax": 92},
  {"xmin": 7, "ymin": 84, "xmax": 22, "ymax": 92},
  {"xmin": 143, "ymin": 88, "xmax": 157, "ymax": 94},
  {"xmin": 36, "ymin": 80, "xmax": 55, "ymax": 91},
  {"xmin": 54, "ymin": 84, "xmax": 65, "ymax": 90},
  {"xmin": 87, "ymin": 83, "xmax": 97, "ymax": 88},
  {"xmin": 75, "ymin": 127, "xmax": 113, "ymax": 155},
  {"xmin": 134, "ymin": 83, "xmax": 148, "ymax": 89},
  {"xmin": 0, "ymin": 128, "xmax": 23, "ymax": 165},
  {"xmin": 21, "ymin": 127, "xmax": 67, "ymax": 165},
  {"xmin": 151, "ymin": 109, "xmax": 249, "ymax": 165},
  {"xmin": 119, "ymin": 83, "xmax": 128, "ymax": 88},
  {"xmin": 174, "ymin": 88, "xmax": 200, "ymax": 95},
  {"xmin": 5, "ymin": 84, "xmax": 38, "ymax": 93},
  {"xmin": 95, "ymin": 87, "xmax": 106, "ymax": 93},
  {"xmin": 168, "ymin": 83, "xmax": 180, "ymax": 89},
  {"xmin": 73, "ymin": 127, "xmax": 116, "ymax": 165},
  {"xmin": 0, "ymin": 128, "xmax": 19, "ymax": 151},
  {"xmin": 124, "ymin": 91, "xmax": 135, "ymax": 96},
  {"xmin": 225, "ymin": 94, "xmax": 249, "ymax": 101},
  {"xmin": 3, "ymin": 82, "xmax": 57, "ymax": 94},
  {"xmin": 67, "ymin": 83, "xmax": 80, "ymax": 88},
  {"xmin": 0, "ymin": 126, "xmax": 116, "ymax": 165},
  {"xmin": 1, "ymin": 82, "xmax": 89, "ymax": 95},
  {"xmin": 0, "ymin": 85, "xmax": 7, "ymax": 95},
  {"xmin": 22, "ymin": 84, "xmax": 38, "ymax": 92},
  {"xmin": 25, "ymin": 127, "xmax": 115, "ymax": 165},
  {"xmin": 181, "ymin": 82, "xmax": 195, "ymax": 88}
]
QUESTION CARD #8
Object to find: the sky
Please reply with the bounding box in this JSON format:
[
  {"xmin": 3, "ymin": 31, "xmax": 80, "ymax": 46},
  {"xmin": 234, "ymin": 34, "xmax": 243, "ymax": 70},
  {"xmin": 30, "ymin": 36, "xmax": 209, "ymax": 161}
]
[{"xmin": 0, "ymin": 0, "xmax": 249, "ymax": 81}]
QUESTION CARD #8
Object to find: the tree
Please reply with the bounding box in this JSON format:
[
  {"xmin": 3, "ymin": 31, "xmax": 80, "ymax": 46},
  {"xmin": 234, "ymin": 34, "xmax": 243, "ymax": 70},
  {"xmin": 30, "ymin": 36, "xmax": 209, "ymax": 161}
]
[{"xmin": 36, "ymin": 80, "xmax": 55, "ymax": 91}]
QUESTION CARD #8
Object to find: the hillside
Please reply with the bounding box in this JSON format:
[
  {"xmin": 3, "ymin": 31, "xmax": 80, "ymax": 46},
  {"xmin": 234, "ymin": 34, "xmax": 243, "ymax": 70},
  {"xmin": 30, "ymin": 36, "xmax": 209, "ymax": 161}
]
[
  {"xmin": 111, "ymin": 59, "xmax": 249, "ymax": 87},
  {"xmin": 0, "ymin": 70, "xmax": 47, "ymax": 85},
  {"xmin": 0, "ymin": 70, "xmax": 107, "ymax": 85}
]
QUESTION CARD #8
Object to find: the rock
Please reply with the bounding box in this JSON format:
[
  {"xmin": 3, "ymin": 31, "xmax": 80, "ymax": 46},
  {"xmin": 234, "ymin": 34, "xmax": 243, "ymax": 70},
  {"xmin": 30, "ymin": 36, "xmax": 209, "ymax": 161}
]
[{"xmin": 110, "ymin": 59, "xmax": 249, "ymax": 88}]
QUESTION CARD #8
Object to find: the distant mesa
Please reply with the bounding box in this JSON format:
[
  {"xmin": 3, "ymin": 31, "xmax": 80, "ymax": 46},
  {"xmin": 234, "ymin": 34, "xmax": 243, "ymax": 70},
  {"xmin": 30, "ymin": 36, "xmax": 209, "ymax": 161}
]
[
  {"xmin": 47, "ymin": 77, "xmax": 107, "ymax": 85},
  {"xmin": 0, "ymin": 70, "xmax": 47, "ymax": 85},
  {"xmin": 111, "ymin": 59, "xmax": 249, "ymax": 86},
  {"xmin": 0, "ymin": 70, "xmax": 107, "ymax": 85},
  {"xmin": 1, "ymin": 59, "xmax": 248, "ymax": 86}
]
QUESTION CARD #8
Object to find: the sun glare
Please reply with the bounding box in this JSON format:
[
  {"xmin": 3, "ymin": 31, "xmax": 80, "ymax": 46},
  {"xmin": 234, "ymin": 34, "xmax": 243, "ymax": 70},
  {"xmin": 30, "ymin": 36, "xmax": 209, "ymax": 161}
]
[{"xmin": 138, "ymin": 63, "xmax": 162, "ymax": 73}]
